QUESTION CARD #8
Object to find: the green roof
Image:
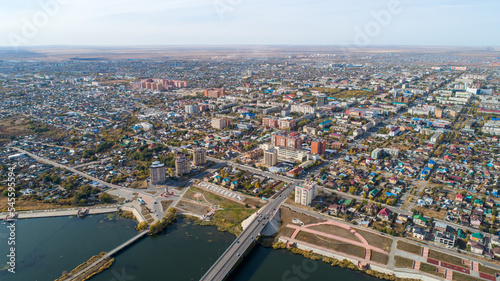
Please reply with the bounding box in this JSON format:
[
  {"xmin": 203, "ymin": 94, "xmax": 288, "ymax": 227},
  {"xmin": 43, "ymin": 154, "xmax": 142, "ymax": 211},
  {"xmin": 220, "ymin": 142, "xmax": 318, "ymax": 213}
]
[
  {"xmin": 413, "ymin": 215, "xmax": 427, "ymax": 222},
  {"xmin": 471, "ymin": 232, "xmax": 483, "ymax": 238}
]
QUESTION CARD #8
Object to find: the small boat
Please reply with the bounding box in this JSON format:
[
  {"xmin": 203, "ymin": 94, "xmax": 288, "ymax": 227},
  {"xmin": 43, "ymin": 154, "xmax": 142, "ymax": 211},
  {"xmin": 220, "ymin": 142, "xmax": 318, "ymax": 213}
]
[
  {"xmin": 5, "ymin": 213, "xmax": 18, "ymax": 222},
  {"xmin": 77, "ymin": 208, "xmax": 89, "ymax": 217}
]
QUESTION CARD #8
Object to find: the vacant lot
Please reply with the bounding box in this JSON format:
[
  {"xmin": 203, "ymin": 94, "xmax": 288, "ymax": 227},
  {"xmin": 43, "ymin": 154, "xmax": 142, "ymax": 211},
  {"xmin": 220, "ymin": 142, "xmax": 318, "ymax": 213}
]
[
  {"xmin": 428, "ymin": 249, "xmax": 463, "ymax": 266},
  {"xmin": 397, "ymin": 241, "xmax": 422, "ymax": 255},
  {"xmin": 414, "ymin": 206, "xmax": 447, "ymax": 220},
  {"xmin": 420, "ymin": 263, "xmax": 443, "ymax": 278},
  {"xmin": 370, "ymin": 251, "xmax": 389, "ymax": 265},
  {"xmin": 295, "ymin": 231, "xmax": 365, "ymax": 258},
  {"xmin": 309, "ymin": 224, "xmax": 361, "ymax": 242},
  {"xmin": 395, "ymin": 256, "xmax": 414, "ymax": 268},
  {"xmin": 355, "ymin": 228, "xmax": 393, "ymax": 252},
  {"xmin": 177, "ymin": 200, "xmax": 210, "ymax": 215}
]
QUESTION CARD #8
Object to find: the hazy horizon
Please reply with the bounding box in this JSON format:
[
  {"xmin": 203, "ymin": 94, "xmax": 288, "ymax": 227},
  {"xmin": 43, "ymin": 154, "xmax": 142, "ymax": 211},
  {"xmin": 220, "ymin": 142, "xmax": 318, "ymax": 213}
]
[{"xmin": 2, "ymin": 0, "xmax": 499, "ymax": 48}]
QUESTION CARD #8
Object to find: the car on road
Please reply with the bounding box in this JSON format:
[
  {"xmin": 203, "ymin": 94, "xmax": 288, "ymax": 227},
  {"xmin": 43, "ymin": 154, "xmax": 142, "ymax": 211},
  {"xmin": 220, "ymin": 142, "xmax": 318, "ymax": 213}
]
[{"xmin": 237, "ymin": 253, "xmax": 240, "ymax": 256}]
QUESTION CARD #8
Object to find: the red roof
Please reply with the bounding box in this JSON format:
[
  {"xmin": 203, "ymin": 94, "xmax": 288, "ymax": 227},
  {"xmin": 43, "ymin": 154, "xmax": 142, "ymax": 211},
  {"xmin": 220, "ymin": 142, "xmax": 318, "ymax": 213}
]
[{"xmin": 378, "ymin": 208, "xmax": 392, "ymax": 216}]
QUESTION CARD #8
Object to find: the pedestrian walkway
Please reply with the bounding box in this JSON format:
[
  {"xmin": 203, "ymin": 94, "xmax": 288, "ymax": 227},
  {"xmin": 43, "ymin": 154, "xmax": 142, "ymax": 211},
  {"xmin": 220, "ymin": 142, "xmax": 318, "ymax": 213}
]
[
  {"xmin": 445, "ymin": 269, "xmax": 453, "ymax": 280},
  {"xmin": 422, "ymin": 247, "xmax": 429, "ymax": 258},
  {"xmin": 414, "ymin": 261, "xmax": 421, "ymax": 271}
]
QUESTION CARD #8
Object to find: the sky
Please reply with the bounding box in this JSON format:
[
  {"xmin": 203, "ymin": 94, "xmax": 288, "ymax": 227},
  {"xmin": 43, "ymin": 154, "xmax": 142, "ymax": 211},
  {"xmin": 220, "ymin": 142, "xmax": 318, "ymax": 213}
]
[{"xmin": 1, "ymin": 0, "xmax": 499, "ymax": 47}]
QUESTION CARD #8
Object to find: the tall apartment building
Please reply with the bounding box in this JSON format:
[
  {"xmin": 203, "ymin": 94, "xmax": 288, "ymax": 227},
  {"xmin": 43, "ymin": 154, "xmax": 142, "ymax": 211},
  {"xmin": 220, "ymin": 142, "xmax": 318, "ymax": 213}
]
[
  {"xmin": 211, "ymin": 118, "xmax": 230, "ymax": 129},
  {"xmin": 150, "ymin": 161, "xmax": 166, "ymax": 184},
  {"xmin": 435, "ymin": 108, "xmax": 443, "ymax": 118},
  {"xmin": 192, "ymin": 148, "xmax": 207, "ymax": 166},
  {"xmin": 262, "ymin": 117, "xmax": 279, "ymax": 128},
  {"xmin": 311, "ymin": 139, "xmax": 326, "ymax": 155},
  {"xmin": 185, "ymin": 104, "xmax": 198, "ymax": 114},
  {"xmin": 291, "ymin": 103, "xmax": 315, "ymax": 114},
  {"xmin": 132, "ymin": 78, "xmax": 188, "ymax": 90},
  {"xmin": 270, "ymin": 131, "xmax": 302, "ymax": 149},
  {"xmin": 204, "ymin": 88, "xmax": 225, "ymax": 98},
  {"xmin": 278, "ymin": 117, "xmax": 296, "ymax": 130},
  {"xmin": 295, "ymin": 182, "xmax": 318, "ymax": 206},
  {"xmin": 317, "ymin": 95, "xmax": 328, "ymax": 106},
  {"xmin": 264, "ymin": 149, "xmax": 277, "ymax": 167},
  {"xmin": 175, "ymin": 157, "xmax": 191, "ymax": 176}
]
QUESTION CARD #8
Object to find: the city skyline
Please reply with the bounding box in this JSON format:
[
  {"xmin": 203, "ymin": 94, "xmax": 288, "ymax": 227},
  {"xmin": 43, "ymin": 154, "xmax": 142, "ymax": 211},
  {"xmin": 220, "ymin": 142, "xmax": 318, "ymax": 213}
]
[{"xmin": 2, "ymin": 0, "xmax": 500, "ymax": 47}]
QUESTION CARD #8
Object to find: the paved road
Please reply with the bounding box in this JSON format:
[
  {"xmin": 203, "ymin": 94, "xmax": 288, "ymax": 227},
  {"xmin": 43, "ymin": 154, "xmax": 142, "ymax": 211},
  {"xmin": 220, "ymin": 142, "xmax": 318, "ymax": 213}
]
[{"xmin": 200, "ymin": 183, "xmax": 296, "ymax": 281}]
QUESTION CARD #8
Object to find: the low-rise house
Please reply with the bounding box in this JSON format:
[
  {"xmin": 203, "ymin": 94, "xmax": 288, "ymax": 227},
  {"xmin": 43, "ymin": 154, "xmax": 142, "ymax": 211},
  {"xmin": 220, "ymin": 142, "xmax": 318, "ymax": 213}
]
[
  {"xmin": 471, "ymin": 216, "xmax": 482, "ymax": 229},
  {"xmin": 469, "ymin": 241, "xmax": 484, "ymax": 255},
  {"xmin": 361, "ymin": 203, "xmax": 379, "ymax": 216},
  {"xmin": 470, "ymin": 232, "xmax": 484, "ymax": 244},
  {"xmin": 412, "ymin": 227, "xmax": 427, "ymax": 240},
  {"xmin": 413, "ymin": 215, "xmax": 428, "ymax": 227},
  {"xmin": 377, "ymin": 207, "xmax": 392, "ymax": 221},
  {"xmin": 434, "ymin": 222, "xmax": 448, "ymax": 233}
]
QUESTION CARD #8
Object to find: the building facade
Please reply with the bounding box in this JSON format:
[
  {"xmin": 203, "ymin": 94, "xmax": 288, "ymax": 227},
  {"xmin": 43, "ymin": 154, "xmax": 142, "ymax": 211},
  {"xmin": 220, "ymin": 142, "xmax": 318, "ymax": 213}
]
[
  {"xmin": 295, "ymin": 182, "xmax": 318, "ymax": 206},
  {"xmin": 192, "ymin": 148, "xmax": 207, "ymax": 166},
  {"xmin": 175, "ymin": 157, "xmax": 191, "ymax": 176},
  {"xmin": 150, "ymin": 161, "xmax": 166, "ymax": 184},
  {"xmin": 264, "ymin": 149, "xmax": 277, "ymax": 167}
]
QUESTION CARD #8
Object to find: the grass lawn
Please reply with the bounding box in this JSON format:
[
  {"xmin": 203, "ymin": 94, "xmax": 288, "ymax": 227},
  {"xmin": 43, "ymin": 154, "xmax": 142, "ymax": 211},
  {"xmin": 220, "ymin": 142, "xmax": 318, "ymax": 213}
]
[
  {"xmin": 280, "ymin": 227, "xmax": 296, "ymax": 238},
  {"xmin": 370, "ymin": 251, "xmax": 389, "ymax": 265},
  {"xmin": 295, "ymin": 231, "xmax": 366, "ymax": 258},
  {"xmin": 428, "ymin": 249, "xmax": 463, "ymax": 266},
  {"xmin": 478, "ymin": 264, "xmax": 500, "ymax": 276},
  {"xmin": 396, "ymin": 241, "xmax": 422, "ymax": 255},
  {"xmin": 355, "ymin": 228, "xmax": 393, "ymax": 252},
  {"xmin": 309, "ymin": 224, "xmax": 361, "ymax": 242},
  {"xmin": 160, "ymin": 200, "xmax": 173, "ymax": 212},
  {"xmin": 453, "ymin": 272, "xmax": 484, "ymax": 281},
  {"xmin": 420, "ymin": 263, "xmax": 443, "ymax": 277},
  {"xmin": 395, "ymin": 256, "xmax": 414, "ymax": 268}
]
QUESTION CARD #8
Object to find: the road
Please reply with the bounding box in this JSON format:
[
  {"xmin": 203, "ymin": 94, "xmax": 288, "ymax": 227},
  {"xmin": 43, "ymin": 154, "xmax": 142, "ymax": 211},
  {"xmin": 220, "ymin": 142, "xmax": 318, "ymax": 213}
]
[{"xmin": 200, "ymin": 183, "xmax": 295, "ymax": 281}]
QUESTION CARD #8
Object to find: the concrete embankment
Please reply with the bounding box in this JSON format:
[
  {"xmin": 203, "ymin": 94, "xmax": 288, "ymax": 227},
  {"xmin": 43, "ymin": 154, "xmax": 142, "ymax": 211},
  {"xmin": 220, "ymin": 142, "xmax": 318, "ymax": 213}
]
[{"xmin": 0, "ymin": 206, "xmax": 119, "ymax": 220}]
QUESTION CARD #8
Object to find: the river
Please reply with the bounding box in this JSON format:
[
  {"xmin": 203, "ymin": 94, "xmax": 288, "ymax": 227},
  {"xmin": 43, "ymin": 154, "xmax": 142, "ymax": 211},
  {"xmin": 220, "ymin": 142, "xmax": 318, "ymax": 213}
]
[{"xmin": 0, "ymin": 214, "xmax": 378, "ymax": 281}]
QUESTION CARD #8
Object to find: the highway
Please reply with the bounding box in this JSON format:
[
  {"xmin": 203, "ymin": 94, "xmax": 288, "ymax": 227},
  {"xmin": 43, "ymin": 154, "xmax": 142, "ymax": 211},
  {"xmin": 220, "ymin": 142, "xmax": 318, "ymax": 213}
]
[{"xmin": 200, "ymin": 183, "xmax": 296, "ymax": 281}]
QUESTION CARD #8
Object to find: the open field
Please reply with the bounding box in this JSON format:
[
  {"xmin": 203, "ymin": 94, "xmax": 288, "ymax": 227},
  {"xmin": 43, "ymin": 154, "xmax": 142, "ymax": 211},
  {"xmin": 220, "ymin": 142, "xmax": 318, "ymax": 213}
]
[
  {"xmin": 397, "ymin": 241, "xmax": 422, "ymax": 255},
  {"xmin": 428, "ymin": 249, "xmax": 463, "ymax": 266},
  {"xmin": 309, "ymin": 224, "xmax": 361, "ymax": 242},
  {"xmin": 355, "ymin": 228, "xmax": 393, "ymax": 252},
  {"xmin": 295, "ymin": 231, "xmax": 366, "ymax": 258},
  {"xmin": 395, "ymin": 256, "xmax": 414, "ymax": 268},
  {"xmin": 0, "ymin": 196, "xmax": 71, "ymax": 211}
]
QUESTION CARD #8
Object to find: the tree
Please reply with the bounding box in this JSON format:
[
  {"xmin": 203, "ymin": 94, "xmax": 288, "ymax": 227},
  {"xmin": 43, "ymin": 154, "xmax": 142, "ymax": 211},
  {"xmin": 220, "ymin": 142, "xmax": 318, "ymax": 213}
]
[{"xmin": 99, "ymin": 193, "xmax": 112, "ymax": 203}]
